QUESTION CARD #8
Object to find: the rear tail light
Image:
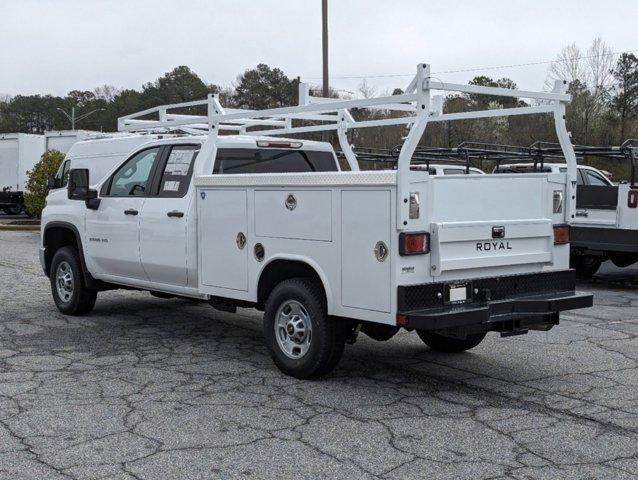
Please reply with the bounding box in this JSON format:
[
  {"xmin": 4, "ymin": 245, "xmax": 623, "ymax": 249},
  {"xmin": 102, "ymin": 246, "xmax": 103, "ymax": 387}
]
[
  {"xmin": 399, "ymin": 232, "xmax": 430, "ymax": 255},
  {"xmin": 553, "ymin": 225, "xmax": 570, "ymax": 245}
]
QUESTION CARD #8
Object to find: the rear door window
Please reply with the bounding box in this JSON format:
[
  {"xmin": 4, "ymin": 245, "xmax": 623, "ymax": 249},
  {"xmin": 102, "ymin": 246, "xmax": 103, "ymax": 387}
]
[
  {"xmin": 443, "ymin": 168, "xmax": 465, "ymax": 175},
  {"xmin": 213, "ymin": 149, "xmax": 338, "ymax": 174},
  {"xmin": 583, "ymin": 169, "xmax": 610, "ymax": 186},
  {"xmin": 561, "ymin": 167, "xmax": 586, "ymax": 185},
  {"xmin": 156, "ymin": 145, "xmax": 200, "ymax": 197}
]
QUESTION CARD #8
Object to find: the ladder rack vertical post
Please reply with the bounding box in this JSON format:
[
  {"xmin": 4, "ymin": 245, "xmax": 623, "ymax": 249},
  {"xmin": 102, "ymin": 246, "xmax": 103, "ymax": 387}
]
[
  {"xmin": 552, "ymin": 80, "xmax": 577, "ymax": 223},
  {"xmin": 337, "ymin": 109, "xmax": 359, "ymax": 171},
  {"xmin": 396, "ymin": 63, "xmax": 430, "ymax": 231}
]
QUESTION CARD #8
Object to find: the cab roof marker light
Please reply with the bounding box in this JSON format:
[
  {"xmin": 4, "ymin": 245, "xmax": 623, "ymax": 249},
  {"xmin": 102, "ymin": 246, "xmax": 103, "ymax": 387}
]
[{"xmin": 256, "ymin": 140, "xmax": 303, "ymax": 149}]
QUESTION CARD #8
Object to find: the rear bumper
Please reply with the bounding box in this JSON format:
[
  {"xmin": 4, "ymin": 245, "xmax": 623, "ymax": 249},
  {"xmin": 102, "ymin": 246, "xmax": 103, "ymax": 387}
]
[{"xmin": 397, "ymin": 270, "xmax": 593, "ymax": 331}]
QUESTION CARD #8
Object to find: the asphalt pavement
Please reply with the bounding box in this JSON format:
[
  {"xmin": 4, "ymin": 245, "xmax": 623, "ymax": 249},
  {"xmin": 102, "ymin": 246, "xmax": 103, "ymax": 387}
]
[{"xmin": 0, "ymin": 231, "xmax": 636, "ymax": 479}]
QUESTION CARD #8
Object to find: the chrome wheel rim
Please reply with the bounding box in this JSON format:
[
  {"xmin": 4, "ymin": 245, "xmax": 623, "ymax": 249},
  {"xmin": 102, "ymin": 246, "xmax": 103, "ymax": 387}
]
[
  {"xmin": 55, "ymin": 261, "xmax": 74, "ymax": 303},
  {"xmin": 275, "ymin": 300, "xmax": 312, "ymax": 359}
]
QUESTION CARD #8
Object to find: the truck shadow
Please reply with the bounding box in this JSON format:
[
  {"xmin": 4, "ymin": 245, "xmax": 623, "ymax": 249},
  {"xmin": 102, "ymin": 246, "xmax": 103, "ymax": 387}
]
[
  {"xmin": 578, "ymin": 261, "xmax": 638, "ymax": 290},
  {"xmin": 86, "ymin": 296, "xmax": 531, "ymax": 386}
]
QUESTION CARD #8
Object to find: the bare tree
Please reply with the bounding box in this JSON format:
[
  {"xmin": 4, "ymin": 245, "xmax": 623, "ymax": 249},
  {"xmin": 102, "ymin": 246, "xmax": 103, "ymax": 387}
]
[
  {"xmin": 546, "ymin": 37, "xmax": 613, "ymax": 95},
  {"xmin": 587, "ymin": 37, "xmax": 615, "ymax": 105},
  {"xmin": 546, "ymin": 37, "xmax": 615, "ymax": 143},
  {"xmin": 546, "ymin": 43, "xmax": 586, "ymax": 89},
  {"xmin": 93, "ymin": 85, "xmax": 121, "ymax": 102}
]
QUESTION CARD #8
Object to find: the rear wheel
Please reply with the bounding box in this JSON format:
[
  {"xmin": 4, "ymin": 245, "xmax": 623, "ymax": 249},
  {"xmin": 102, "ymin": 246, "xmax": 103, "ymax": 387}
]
[
  {"xmin": 610, "ymin": 253, "xmax": 638, "ymax": 269},
  {"xmin": 263, "ymin": 278, "xmax": 348, "ymax": 379},
  {"xmin": 417, "ymin": 330, "xmax": 486, "ymax": 353},
  {"xmin": 571, "ymin": 256, "xmax": 601, "ymax": 277},
  {"xmin": 50, "ymin": 246, "xmax": 97, "ymax": 315}
]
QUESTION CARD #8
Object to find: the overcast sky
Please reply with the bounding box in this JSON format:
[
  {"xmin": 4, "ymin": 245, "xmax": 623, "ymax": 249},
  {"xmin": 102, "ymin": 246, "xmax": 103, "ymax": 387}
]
[{"xmin": 2, "ymin": 0, "xmax": 637, "ymax": 98}]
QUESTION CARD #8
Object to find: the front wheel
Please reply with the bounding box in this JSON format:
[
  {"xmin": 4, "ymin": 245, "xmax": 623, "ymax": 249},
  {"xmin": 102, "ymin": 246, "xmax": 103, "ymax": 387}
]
[
  {"xmin": 417, "ymin": 330, "xmax": 486, "ymax": 353},
  {"xmin": 50, "ymin": 246, "xmax": 97, "ymax": 315},
  {"xmin": 263, "ymin": 278, "xmax": 348, "ymax": 379}
]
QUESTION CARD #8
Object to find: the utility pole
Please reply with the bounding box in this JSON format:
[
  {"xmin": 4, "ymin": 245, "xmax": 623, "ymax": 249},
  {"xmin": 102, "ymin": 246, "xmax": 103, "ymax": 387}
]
[
  {"xmin": 322, "ymin": 0, "xmax": 329, "ymax": 141},
  {"xmin": 322, "ymin": 0, "xmax": 329, "ymax": 99},
  {"xmin": 56, "ymin": 107, "xmax": 104, "ymax": 130}
]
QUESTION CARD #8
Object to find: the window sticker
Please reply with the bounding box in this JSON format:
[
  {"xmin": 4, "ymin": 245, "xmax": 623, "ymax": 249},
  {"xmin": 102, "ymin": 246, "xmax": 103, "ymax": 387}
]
[
  {"xmin": 163, "ymin": 180, "xmax": 180, "ymax": 192},
  {"xmin": 165, "ymin": 150, "xmax": 195, "ymax": 176}
]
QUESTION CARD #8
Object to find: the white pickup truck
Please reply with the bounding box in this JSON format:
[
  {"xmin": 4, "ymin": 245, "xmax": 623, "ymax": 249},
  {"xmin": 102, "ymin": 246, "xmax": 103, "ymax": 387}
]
[
  {"xmin": 471, "ymin": 141, "xmax": 638, "ymax": 277},
  {"xmin": 41, "ymin": 64, "xmax": 592, "ymax": 378}
]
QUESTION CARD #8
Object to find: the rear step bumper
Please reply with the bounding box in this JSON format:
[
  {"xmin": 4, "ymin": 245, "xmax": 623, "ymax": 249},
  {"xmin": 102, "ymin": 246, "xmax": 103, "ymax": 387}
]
[{"xmin": 397, "ymin": 270, "xmax": 593, "ymax": 332}]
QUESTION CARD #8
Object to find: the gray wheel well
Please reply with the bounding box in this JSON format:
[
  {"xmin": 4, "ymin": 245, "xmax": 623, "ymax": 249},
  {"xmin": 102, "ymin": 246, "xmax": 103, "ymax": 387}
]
[
  {"xmin": 257, "ymin": 260, "xmax": 325, "ymax": 308},
  {"xmin": 43, "ymin": 226, "xmax": 79, "ymax": 276}
]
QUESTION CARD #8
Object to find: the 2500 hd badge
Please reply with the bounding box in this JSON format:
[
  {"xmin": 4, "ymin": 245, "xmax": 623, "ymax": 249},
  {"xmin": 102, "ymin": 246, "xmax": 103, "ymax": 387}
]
[{"xmin": 476, "ymin": 241, "xmax": 513, "ymax": 251}]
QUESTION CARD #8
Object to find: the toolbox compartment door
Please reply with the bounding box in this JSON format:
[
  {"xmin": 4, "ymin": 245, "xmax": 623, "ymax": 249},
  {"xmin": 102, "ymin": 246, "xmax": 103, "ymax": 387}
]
[
  {"xmin": 254, "ymin": 189, "xmax": 332, "ymax": 241},
  {"xmin": 198, "ymin": 189, "xmax": 249, "ymax": 291},
  {"xmin": 341, "ymin": 190, "xmax": 391, "ymax": 313}
]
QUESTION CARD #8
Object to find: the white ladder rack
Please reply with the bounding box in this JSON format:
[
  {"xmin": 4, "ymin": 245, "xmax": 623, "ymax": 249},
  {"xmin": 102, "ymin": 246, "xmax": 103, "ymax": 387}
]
[{"xmin": 117, "ymin": 63, "xmax": 577, "ymax": 230}]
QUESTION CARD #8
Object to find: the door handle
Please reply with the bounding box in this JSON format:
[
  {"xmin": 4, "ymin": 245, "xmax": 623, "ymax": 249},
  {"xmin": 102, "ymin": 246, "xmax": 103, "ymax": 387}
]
[
  {"xmin": 167, "ymin": 210, "xmax": 184, "ymax": 218},
  {"xmin": 124, "ymin": 209, "xmax": 139, "ymax": 216}
]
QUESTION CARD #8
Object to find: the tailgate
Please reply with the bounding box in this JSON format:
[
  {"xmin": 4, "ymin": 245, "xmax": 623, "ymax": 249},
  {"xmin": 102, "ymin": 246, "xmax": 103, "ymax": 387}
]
[
  {"xmin": 430, "ymin": 219, "xmax": 553, "ymax": 276},
  {"xmin": 426, "ymin": 174, "xmax": 554, "ymax": 277}
]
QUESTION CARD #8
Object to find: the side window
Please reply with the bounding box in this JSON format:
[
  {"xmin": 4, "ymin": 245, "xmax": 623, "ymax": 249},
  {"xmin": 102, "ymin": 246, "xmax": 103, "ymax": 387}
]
[
  {"xmin": 213, "ymin": 149, "xmax": 338, "ymax": 174},
  {"xmin": 61, "ymin": 160, "xmax": 71, "ymax": 187},
  {"xmin": 107, "ymin": 148, "xmax": 160, "ymax": 197},
  {"xmin": 584, "ymin": 169, "xmax": 610, "ymax": 186},
  {"xmin": 562, "ymin": 167, "xmax": 586, "ymax": 186},
  {"xmin": 577, "ymin": 169, "xmax": 586, "ymax": 186},
  {"xmin": 443, "ymin": 169, "xmax": 464, "ymax": 175},
  {"xmin": 157, "ymin": 145, "xmax": 200, "ymax": 197},
  {"xmin": 54, "ymin": 160, "xmax": 70, "ymax": 188}
]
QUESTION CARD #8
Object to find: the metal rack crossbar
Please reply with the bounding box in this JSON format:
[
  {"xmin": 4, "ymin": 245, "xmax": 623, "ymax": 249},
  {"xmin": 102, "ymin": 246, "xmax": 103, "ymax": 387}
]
[{"xmin": 117, "ymin": 62, "xmax": 577, "ymax": 229}]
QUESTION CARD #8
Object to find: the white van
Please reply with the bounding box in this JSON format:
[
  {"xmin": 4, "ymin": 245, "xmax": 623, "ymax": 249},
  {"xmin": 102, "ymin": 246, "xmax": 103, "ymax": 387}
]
[{"xmin": 51, "ymin": 134, "xmax": 172, "ymax": 189}]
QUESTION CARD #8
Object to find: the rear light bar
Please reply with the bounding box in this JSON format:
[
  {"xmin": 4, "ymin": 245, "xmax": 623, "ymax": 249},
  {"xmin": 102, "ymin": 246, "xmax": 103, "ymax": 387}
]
[
  {"xmin": 256, "ymin": 140, "xmax": 303, "ymax": 149},
  {"xmin": 553, "ymin": 225, "xmax": 570, "ymax": 245},
  {"xmin": 399, "ymin": 232, "xmax": 430, "ymax": 256}
]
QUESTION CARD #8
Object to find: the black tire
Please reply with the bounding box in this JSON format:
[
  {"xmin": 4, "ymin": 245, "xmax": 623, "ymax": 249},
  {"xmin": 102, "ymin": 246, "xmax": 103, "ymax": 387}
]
[
  {"xmin": 263, "ymin": 278, "xmax": 348, "ymax": 379},
  {"xmin": 571, "ymin": 256, "xmax": 601, "ymax": 277},
  {"xmin": 417, "ymin": 330, "xmax": 486, "ymax": 353},
  {"xmin": 50, "ymin": 246, "xmax": 97, "ymax": 315},
  {"xmin": 3, "ymin": 206, "xmax": 22, "ymax": 215},
  {"xmin": 610, "ymin": 253, "xmax": 638, "ymax": 269}
]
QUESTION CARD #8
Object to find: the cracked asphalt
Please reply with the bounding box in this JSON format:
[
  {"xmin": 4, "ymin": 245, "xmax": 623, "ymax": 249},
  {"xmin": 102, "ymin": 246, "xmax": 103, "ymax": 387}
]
[{"xmin": 0, "ymin": 231, "xmax": 636, "ymax": 479}]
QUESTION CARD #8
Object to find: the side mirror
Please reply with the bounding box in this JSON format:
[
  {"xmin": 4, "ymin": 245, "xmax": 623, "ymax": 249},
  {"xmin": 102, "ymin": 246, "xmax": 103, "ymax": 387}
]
[
  {"xmin": 67, "ymin": 169, "xmax": 90, "ymax": 200},
  {"xmin": 67, "ymin": 168, "xmax": 101, "ymax": 210},
  {"xmin": 47, "ymin": 175, "xmax": 57, "ymax": 190}
]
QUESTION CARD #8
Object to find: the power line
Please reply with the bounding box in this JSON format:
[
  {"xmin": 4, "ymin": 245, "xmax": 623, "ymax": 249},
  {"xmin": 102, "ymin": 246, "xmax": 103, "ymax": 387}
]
[{"xmin": 300, "ymin": 49, "xmax": 638, "ymax": 81}]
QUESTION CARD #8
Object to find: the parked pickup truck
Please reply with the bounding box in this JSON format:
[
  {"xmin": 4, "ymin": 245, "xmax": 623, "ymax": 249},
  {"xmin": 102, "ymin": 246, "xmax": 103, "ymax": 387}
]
[
  {"xmin": 488, "ymin": 141, "xmax": 638, "ymax": 276},
  {"xmin": 41, "ymin": 64, "xmax": 593, "ymax": 378}
]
